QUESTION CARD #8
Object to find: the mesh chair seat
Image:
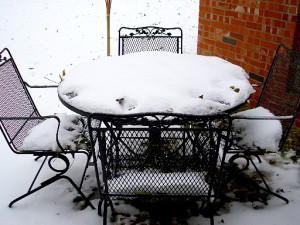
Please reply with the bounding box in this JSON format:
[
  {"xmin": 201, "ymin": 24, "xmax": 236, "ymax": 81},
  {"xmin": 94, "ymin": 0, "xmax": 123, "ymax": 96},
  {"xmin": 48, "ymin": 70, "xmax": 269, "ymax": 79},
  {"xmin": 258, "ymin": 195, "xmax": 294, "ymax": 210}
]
[
  {"xmin": 18, "ymin": 113, "xmax": 87, "ymax": 152},
  {"xmin": 232, "ymin": 106, "xmax": 283, "ymax": 152}
]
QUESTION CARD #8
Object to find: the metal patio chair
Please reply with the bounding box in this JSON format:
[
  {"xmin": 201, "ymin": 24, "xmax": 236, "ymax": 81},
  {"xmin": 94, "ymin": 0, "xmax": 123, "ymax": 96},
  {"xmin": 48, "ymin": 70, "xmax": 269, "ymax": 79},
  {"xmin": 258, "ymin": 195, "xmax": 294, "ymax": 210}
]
[
  {"xmin": 118, "ymin": 26, "xmax": 183, "ymax": 55},
  {"xmin": 88, "ymin": 112, "xmax": 232, "ymax": 225},
  {"xmin": 0, "ymin": 48, "xmax": 94, "ymax": 209},
  {"xmin": 227, "ymin": 44, "xmax": 300, "ymax": 203}
]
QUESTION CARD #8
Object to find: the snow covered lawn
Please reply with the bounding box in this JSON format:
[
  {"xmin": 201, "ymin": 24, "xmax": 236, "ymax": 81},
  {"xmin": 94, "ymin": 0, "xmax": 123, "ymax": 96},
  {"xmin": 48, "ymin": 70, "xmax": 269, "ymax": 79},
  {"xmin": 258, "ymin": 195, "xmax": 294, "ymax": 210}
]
[{"xmin": 1, "ymin": 1, "xmax": 300, "ymax": 225}]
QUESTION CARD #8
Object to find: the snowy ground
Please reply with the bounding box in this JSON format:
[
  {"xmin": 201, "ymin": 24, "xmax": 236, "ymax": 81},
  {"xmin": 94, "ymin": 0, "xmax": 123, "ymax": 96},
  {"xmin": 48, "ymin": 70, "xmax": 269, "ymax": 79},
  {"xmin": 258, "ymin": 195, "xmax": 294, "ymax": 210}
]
[{"xmin": 1, "ymin": 1, "xmax": 300, "ymax": 225}]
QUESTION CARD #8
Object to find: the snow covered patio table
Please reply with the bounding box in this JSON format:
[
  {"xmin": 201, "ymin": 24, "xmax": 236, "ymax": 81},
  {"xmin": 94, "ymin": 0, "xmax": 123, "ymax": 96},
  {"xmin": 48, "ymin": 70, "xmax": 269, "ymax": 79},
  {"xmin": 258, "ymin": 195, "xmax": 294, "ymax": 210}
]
[
  {"xmin": 58, "ymin": 52, "xmax": 254, "ymax": 116},
  {"xmin": 57, "ymin": 52, "xmax": 257, "ymax": 224}
]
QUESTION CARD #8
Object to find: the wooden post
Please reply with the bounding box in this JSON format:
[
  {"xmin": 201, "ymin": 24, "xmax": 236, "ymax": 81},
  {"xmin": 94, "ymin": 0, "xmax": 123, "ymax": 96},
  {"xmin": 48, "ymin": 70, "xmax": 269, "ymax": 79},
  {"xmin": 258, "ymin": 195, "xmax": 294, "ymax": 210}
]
[{"xmin": 106, "ymin": 0, "xmax": 112, "ymax": 56}]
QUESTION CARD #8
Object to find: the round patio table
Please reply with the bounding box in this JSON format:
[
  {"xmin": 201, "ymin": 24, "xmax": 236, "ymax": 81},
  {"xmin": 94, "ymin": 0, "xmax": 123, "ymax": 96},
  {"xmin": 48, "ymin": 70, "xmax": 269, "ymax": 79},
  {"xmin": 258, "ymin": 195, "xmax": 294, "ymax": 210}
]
[
  {"xmin": 58, "ymin": 52, "xmax": 254, "ymax": 116},
  {"xmin": 58, "ymin": 52, "xmax": 254, "ymax": 225}
]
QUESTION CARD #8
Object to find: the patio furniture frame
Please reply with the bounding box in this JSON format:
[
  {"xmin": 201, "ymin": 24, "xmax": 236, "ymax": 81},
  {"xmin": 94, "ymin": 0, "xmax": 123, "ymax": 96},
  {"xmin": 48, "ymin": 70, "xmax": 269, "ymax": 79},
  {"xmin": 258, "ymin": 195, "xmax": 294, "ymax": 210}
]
[
  {"xmin": 88, "ymin": 112, "xmax": 232, "ymax": 225},
  {"xmin": 227, "ymin": 44, "xmax": 300, "ymax": 203},
  {"xmin": 0, "ymin": 48, "xmax": 94, "ymax": 209},
  {"xmin": 118, "ymin": 26, "xmax": 183, "ymax": 55}
]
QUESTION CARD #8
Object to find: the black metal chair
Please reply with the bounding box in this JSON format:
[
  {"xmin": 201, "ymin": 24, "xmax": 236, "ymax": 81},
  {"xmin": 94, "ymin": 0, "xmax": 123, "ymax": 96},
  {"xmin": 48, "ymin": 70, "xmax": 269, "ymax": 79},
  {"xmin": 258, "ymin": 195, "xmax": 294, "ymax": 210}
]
[
  {"xmin": 88, "ymin": 112, "xmax": 232, "ymax": 225},
  {"xmin": 0, "ymin": 48, "xmax": 94, "ymax": 209},
  {"xmin": 227, "ymin": 44, "xmax": 300, "ymax": 203},
  {"xmin": 118, "ymin": 26, "xmax": 183, "ymax": 55}
]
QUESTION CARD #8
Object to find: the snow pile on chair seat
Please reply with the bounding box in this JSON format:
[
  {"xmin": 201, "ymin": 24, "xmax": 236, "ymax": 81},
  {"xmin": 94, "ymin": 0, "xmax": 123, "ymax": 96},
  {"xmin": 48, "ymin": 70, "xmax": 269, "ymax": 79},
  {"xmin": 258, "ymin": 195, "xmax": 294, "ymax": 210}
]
[
  {"xmin": 19, "ymin": 114, "xmax": 85, "ymax": 151},
  {"xmin": 108, "ymin": 171, "xmax": 210, "ymax": 196},
  {"xmin": 232, "ymin": 107, "xmax": 282, "ymax": 152}
]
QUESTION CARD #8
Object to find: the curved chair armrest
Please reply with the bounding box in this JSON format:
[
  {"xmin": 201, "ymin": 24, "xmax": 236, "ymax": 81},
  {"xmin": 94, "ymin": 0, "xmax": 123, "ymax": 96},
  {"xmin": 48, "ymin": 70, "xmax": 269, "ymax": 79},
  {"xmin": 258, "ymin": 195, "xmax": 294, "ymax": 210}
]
[
  {"xmin": 29, "ymin": 115, "xmax": 66, "ymax": 153},
  {"xmin": 230, "ymin": 114, "xmax": 294, "ymax": 152},
  {"xmin": 0, "ymin": 115, "xmax": 65, "ymax": 153},
  {"xmin": 24, "ymin": 81, "xmax": 58, "ymax": 88},
  {"xmin": 251, "ymin": 82, "xmax": 264, "ymax": 88},
  {"xmin": 232, "ymin": 114, "xmax": 294, "ymax": 120}
]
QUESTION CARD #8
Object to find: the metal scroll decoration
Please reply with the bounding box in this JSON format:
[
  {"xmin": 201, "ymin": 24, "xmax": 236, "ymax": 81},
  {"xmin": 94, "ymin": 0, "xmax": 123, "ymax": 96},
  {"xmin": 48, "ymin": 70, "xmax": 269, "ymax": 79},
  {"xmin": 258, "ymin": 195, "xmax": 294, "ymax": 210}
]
[{"xmin": 129, "ymin": 27, "xmax": 173, "ymax": 37}]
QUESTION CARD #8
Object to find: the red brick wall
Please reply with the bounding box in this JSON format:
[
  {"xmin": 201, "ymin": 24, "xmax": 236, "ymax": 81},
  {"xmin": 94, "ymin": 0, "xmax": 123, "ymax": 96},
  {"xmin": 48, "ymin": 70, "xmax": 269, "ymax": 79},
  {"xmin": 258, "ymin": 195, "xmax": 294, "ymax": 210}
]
[{"xmin": 197, "ymin": 0, "xmax": 300, "ymax": 126}]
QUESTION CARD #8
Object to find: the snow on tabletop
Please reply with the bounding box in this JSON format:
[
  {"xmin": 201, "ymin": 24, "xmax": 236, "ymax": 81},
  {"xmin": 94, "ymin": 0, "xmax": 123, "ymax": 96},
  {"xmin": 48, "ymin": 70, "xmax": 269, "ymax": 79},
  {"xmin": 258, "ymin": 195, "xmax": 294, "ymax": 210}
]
[
  {"xmin": 19, "ymin": 114, "xmax": 85, "ymax": 152},
  {"xmin": 58, "ymin": 52, "xmax": 255, "ymax": 115},
  {"xmin": 232, "ymin": 106, "xmax": 283, "ymax": 152}
]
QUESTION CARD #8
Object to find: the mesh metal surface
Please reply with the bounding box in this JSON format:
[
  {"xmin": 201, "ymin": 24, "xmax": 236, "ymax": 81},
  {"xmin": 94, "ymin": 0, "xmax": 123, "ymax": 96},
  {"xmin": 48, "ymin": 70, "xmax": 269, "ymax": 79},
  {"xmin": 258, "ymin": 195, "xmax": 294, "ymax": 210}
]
[
  {"xmin": 118, "ymin": 26, "xmax": 182, "ymax": 55},
  {"xmin": 89, "ymin": 113, "xmax": 231, "ymax": 201},
  {"xmin": 0, "ymin": 58, "xmax": 41, "ymax": 149},
  {"xmin": 122, "ymin": 37, "xmax": 179, "ymax": 55},
  {"xmin": 257, "ymin": 44, "xmax": 300, "ymax": 148}
]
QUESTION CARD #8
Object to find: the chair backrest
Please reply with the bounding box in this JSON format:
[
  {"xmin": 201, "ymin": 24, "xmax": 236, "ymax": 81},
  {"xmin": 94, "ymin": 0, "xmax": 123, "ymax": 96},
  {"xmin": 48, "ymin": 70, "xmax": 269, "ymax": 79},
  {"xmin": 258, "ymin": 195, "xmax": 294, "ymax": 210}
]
[
  {"xmin": 257, "ymin": 44, "xmax": 300, "ymax": 149},
  {"xmin": 88, "ymin": 113, "xmax": 231, "ymax": 203},
  {"xmin": 0, "ymin": 48, "xmax": 41, "ymax": 151},
  {"xmin": 118, "ymin": 26, "xmax": 183, "ymax": 55}
]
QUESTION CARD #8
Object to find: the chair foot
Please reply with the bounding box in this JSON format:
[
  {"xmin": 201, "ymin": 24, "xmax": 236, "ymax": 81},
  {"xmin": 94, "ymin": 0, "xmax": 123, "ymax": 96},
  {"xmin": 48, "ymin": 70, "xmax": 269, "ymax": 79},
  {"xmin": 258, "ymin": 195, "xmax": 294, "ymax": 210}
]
[
  {"xmin": 60, "ymin": 175, "xmax": 95, "ymax": 209},
  {"xmin": 223, "ymin": 162, "xmax": 289, "ymax": 204},
  {"xmin": 247, "ymin": 158, "xmax": 289, "ymax": 204},
  {"xmin": 256, "ymin": 185, "xmax": 289, "ymax": 204},
  {"xmin": 9, "ymin": 184, "xmax": 45, "ymax": 207},
  {"xmin": 78, "ymin": 151, "xmax": 93, "ymax": 190},
  {"xmin": 9, "ymin": 175, "xmax": 95, "ymax": 209}
]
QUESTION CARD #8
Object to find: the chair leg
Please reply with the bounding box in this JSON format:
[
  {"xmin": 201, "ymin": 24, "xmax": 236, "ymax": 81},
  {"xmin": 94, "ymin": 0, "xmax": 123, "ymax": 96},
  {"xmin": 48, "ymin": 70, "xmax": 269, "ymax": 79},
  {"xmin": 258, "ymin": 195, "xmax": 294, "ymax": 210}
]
[
  {"xmin": 9, "ymin": 181, "xmax": 48, "ymax": 207},
  {"xmin": 9, "ymin": 155, "xmax": 48, "ymax": 206},
  {"xmin": 28, "ymin": 155, "xmax": 48, "ymax": 192},
  {"xmin": 103, "ymin": 199, "xmax": 108, "ymax": 225},
  {"xmin": 210, "ymin": 217, "xmax": 214, "ymax": 225},
  {"xmin": 101, "ymin": 197, "xmax": 115, "ymax": 225},
  {"xmin": 248, "ymin": 157, "xmax": 289, "ymax": 204},
  {"xmin": 224, "ymin": 159, "xmax": 289, "ymax": 204},
  {"xmin": 78, "ymin": 151, "xmax": 93, "ymax": 190},
  {"xmin": 9, "ymin": 174, "xmax": 95, "ymax": 209},
  {"xmin": 60, "ymin": 175, "xmax": 95, "ymax": 209}
]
